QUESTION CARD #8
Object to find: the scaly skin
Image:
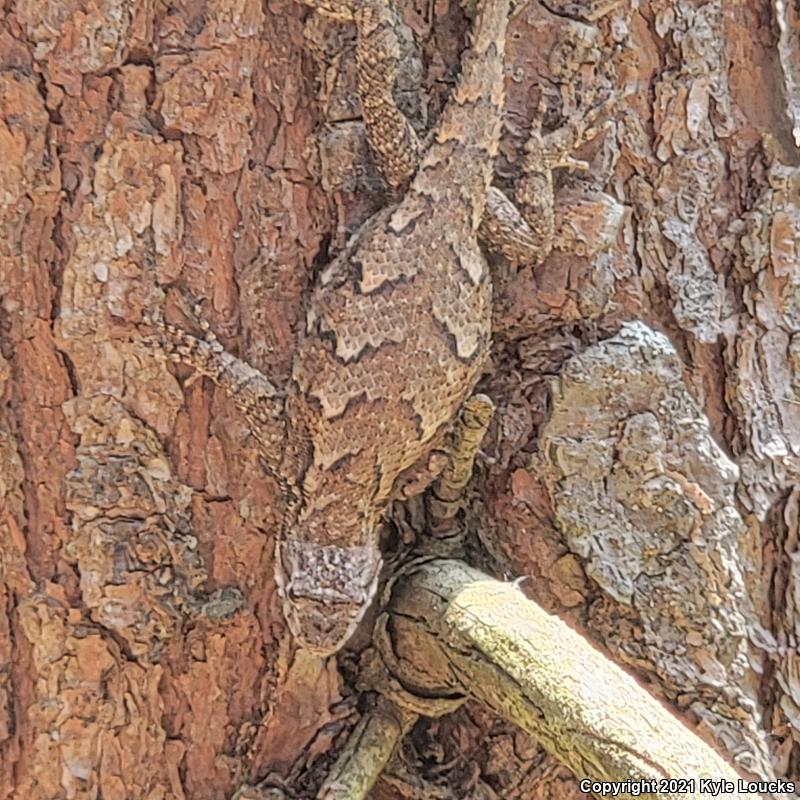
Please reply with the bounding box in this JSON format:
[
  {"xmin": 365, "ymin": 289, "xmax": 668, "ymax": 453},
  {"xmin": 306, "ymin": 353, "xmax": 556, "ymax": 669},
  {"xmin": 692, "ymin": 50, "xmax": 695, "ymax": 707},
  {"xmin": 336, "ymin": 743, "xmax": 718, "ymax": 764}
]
[
  {"xmin": 145, "ymin": 0, "xmax": 618, "ymax": 656},
  {"xmin": 279, "ymin": 0, "xmax": 511, "ymax": 654}
]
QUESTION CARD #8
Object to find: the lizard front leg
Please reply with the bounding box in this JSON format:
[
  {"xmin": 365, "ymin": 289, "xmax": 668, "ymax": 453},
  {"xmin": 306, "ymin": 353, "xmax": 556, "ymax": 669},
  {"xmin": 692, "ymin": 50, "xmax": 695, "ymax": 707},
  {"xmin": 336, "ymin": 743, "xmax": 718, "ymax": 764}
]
[
  {"xmin": 142, "ymin": 311, "xmax": 285, "ymax": 469},
  {"xmin": 427, "ymin": 393, "xmax": 494, "ymax": 534}
]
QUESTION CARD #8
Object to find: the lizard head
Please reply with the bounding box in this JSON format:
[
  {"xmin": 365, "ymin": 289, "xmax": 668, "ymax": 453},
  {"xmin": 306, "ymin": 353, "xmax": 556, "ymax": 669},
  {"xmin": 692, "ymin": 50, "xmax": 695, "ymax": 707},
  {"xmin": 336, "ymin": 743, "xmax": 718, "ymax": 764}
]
[{"xmin": 274, "ymin": 540, "xmax": 382, "ymax": 656}]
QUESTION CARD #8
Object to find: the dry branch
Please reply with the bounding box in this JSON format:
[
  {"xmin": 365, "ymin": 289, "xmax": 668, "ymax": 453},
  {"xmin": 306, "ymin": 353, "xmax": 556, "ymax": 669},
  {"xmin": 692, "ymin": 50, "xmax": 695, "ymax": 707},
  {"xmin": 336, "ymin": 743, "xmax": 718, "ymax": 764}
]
[
  {"xmin": 361, "ymin": 558, "xmax": 769, "ymax": 800},
  {"xmin": 316, "ymin": 696, "xmax": 417, "ymax": 800}
]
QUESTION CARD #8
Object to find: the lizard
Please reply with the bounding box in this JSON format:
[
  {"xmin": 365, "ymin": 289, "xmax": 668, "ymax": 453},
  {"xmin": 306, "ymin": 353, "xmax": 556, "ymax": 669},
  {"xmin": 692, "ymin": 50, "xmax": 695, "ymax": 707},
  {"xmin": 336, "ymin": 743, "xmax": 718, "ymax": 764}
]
[{"xmin": 144, "ymin": 0, "xmax": 615, "ymax": 657}]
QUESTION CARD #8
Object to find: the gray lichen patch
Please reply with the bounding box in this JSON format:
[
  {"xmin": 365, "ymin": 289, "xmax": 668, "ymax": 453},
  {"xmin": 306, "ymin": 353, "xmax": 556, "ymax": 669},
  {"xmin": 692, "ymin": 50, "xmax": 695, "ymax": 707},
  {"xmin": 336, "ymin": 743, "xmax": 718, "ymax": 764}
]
[
  {"xmin": 63, "ymin": 394, "xmax": 238, "ymax": 662},
  {"xmin": 727, "ymin": 155, "xmax": 800, "ymax": 770},
  {"xmin": 617, "ymin": 0, "xmax": 738, "ymax": 347},
  {"xmin": 728, "ymin": 159, "xmax": 800, "ymax": 521},
  {"xmin": 538, "ymin": 321, "xmax": 773, "ymax": 778}
]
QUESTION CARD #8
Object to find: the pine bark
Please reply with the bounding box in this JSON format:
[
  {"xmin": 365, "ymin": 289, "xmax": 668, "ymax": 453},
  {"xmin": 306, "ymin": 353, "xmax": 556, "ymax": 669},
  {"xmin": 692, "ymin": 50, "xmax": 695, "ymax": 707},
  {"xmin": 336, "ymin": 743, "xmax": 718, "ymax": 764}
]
[{"xmin": 0, "ymin": 1, "xmax": 798, "ymax": 798}]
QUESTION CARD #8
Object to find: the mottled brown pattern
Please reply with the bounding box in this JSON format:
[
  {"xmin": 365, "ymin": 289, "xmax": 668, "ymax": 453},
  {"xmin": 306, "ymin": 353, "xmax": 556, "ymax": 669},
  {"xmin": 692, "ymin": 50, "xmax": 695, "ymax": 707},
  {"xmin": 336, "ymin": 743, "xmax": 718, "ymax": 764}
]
[
  {"xmin": 146, "ymin": 0, "xmax": 512, "ymax": 657},
  {"xmin": 145, "ymin": 0, "xmax": 619, "ymax": 657},
  {"xmin": 279, "ymin": 0, "xmax": 510, "ymax": 654}
]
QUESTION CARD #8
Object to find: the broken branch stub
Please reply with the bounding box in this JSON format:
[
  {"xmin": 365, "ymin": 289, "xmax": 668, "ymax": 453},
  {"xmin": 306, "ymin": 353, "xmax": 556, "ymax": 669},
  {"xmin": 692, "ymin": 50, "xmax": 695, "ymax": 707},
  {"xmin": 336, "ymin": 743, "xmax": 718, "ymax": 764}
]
[{"xmin": 316, "ymin": 696, "xmax": 417, "ymax": 800}]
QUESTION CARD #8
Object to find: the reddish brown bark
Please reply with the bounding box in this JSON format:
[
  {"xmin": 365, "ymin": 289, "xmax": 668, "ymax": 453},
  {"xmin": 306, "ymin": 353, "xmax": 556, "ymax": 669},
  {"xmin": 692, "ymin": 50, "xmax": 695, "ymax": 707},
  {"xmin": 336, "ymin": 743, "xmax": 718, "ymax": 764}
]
[{"xmin": 1, "ymin": 1, "xmax": 798, "ymax": 798}]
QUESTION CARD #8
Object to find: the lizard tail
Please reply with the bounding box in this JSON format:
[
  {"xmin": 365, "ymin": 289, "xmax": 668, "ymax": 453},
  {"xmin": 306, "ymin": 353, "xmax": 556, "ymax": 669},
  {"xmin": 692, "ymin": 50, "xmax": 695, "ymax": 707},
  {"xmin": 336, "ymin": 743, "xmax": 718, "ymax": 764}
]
[{"xmin": 412, "ymin": 0, "xmax": 511, "ymax": 203}]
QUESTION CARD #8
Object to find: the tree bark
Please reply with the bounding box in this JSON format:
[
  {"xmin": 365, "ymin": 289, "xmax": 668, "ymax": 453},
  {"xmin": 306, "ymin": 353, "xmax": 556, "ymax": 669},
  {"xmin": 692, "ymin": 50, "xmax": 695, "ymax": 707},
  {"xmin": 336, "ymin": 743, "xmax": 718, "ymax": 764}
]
[{"xmin": 1, "ymin": 1, "xmax": 799, "ymax": 799}]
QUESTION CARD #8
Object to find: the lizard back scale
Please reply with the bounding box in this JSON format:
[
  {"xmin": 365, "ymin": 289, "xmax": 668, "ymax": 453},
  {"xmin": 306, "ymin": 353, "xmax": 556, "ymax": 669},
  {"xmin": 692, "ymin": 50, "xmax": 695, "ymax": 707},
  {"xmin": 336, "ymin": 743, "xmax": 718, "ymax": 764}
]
[{"xmin": 277, "ymin": 0, "xmax": 512, "ymax": 655}]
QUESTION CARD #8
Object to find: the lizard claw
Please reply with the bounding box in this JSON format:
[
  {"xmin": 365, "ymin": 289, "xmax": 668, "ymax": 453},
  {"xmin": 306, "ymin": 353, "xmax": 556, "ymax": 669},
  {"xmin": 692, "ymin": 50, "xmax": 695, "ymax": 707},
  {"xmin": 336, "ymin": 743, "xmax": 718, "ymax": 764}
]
[
  {"xmin": 556, "ymin": 155, "xmax": 591, "ymax": 172},
  {"xmin": 529, "ymin": 89, "xmax": 618, "ymax": 168},
  {"xmin": 300, "ymin": 0, "xmax": 359, "ymax": 20},
  {"xmin": 189, "ymin": 299, "xmax": 226, "ymax": 349}
]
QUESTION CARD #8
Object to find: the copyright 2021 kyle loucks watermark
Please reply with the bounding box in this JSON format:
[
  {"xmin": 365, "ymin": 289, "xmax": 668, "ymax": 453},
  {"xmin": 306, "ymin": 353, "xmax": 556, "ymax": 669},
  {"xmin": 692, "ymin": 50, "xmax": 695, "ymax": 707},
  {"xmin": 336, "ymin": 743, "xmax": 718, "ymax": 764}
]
[{"xmin": 579, "ymin": 778, "xmax": 797, "ymax": 796}]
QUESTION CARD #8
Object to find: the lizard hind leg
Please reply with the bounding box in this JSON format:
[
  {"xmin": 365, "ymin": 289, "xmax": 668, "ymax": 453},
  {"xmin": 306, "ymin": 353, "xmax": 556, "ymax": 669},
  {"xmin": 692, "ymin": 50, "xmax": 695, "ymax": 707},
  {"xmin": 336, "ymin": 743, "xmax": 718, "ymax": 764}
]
[
  {"xmin": 479, "ymin": 94, "xmax": 617, "ymax": 267},
  {"xmin": 300, "ymin": 0, "xmax": 358, "ymax": 20},
  {"xmin": 533, "ymin": 93, "xmax": 617, "ymax": 172}
]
